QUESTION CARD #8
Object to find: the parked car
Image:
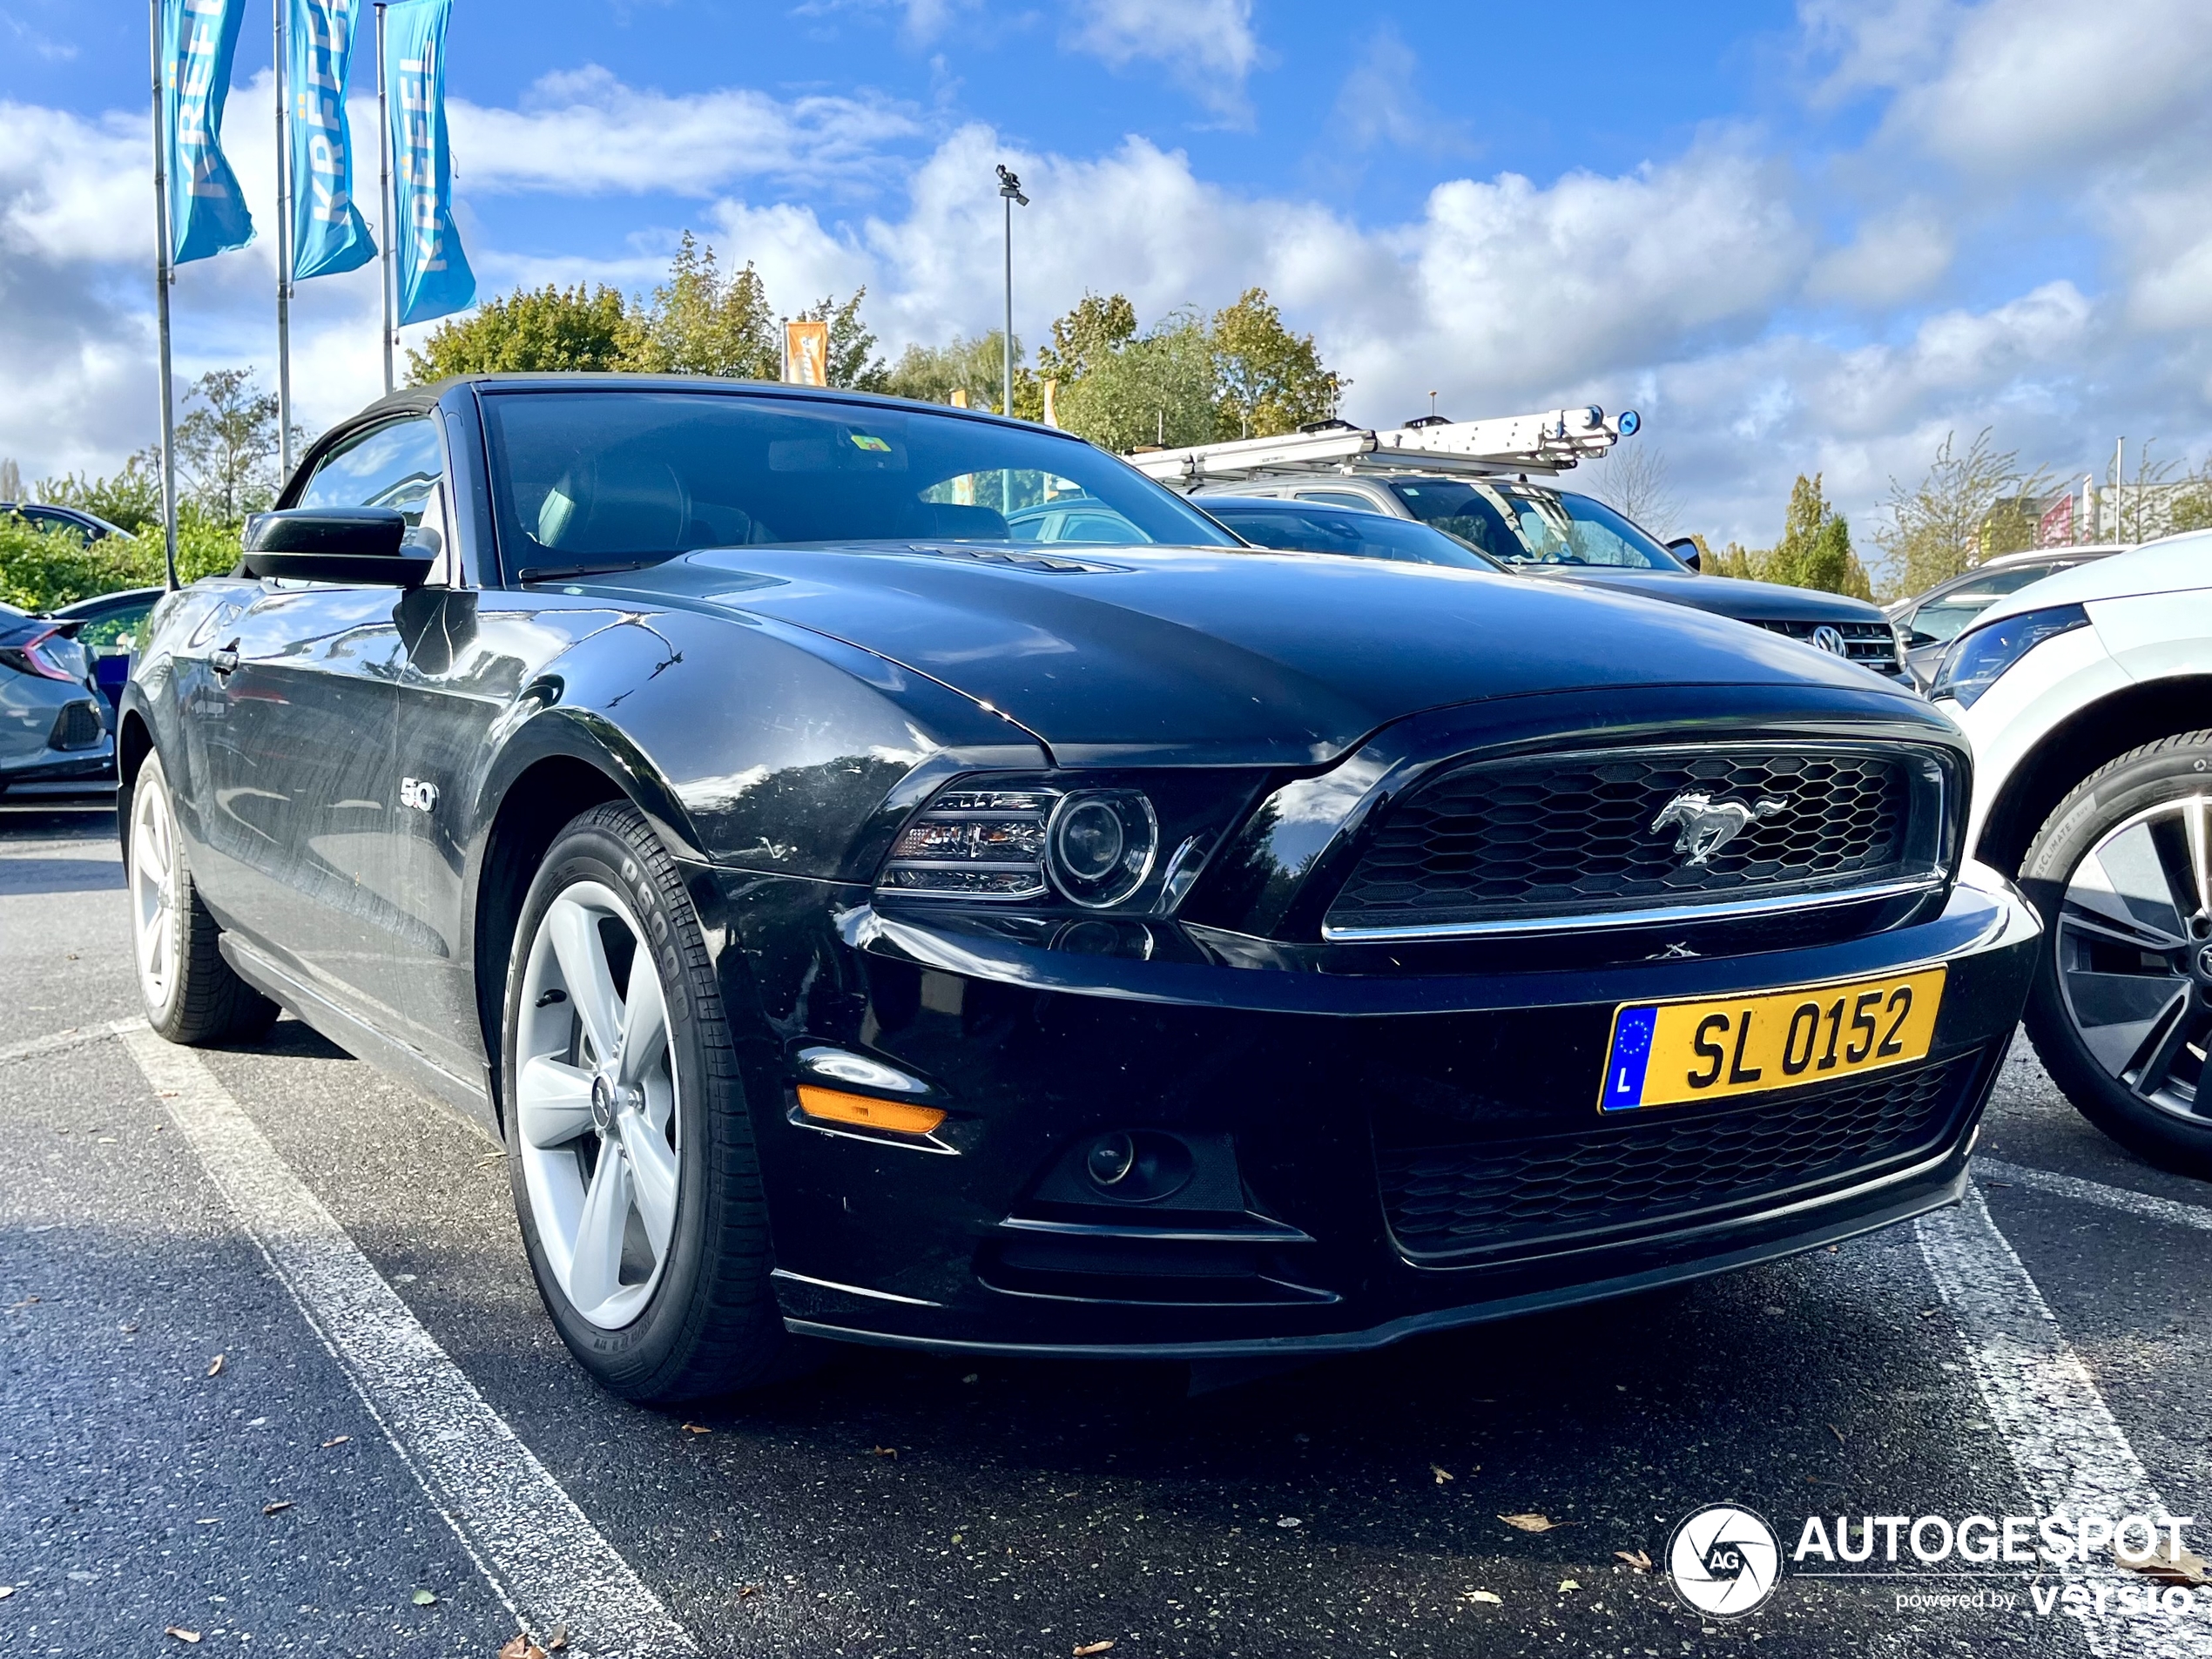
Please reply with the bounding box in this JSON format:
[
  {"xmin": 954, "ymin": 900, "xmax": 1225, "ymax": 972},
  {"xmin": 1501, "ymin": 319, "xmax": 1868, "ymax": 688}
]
[
  {"xmin": 0, "ymin": 502, "xmax": 135, "ymax": 542},
  {"xmin": 1887, "ymin": 546, "xmax": 2129, "ymax": 688},
  {"xmin": 0, "ymin": 604, "xmax": 112, "ymax": 793},
  {"xmin": 1190, "ymin": 495, "xmax": 1508, "ymax": 570},
  {"xmin": 121, "ymin": 374, "xmax": 2036, "ymax": 1403},
  {"xmin": 1194, "ymin": 475, "xmax": 1908, "ymax": 679},
  {"xmin": 1932, "ymin": 532, "xmax": 2212, "ymax": 1174},
  {"xmin": 50, "ymin": 586, "xmax": 164, "ymax": 716}
]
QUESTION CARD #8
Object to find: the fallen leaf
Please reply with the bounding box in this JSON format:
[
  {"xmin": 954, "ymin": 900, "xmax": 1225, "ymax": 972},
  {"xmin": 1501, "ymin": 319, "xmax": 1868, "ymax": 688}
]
[
  {"xmin": 7, "ymin": 1296, "xmax": 38, "ymax": 1309},
  {"xmin": 0, "ymin": 1586, "xmax": 14, "ymax": 1599},
  {"xmin": 1431, "ymin": 1465, "xmax": 1454, "ymax": 1485},
  {"xmin": 2119, "ymin": 1539, "xmax": 2209, "ymax": 1586},
  {"xmin": 951, "ymin": 1534, "xmax": 964, "ymax": 1546},
  {"xmin": 737, "ymin": 1586, "xmax": 759, "ymax": 1601},
  {"xmin": 1827, "ymin": 1423, "xmax": 1845, "ymax": 1447},
  {"xmin": 165, "ymin": 1629, "xmax": 202, "ymax": 1644},
  {"xmin": 1277, "ymin": 1516, "xmax": 1302, "ymax": 1528},
  {"xmin": 158, "ymin": 1089, "xmax": 179, "ymax": 1099},
  {"xmin": 871, "ymin": 1446, "xmax": 899, "ymax": 1460},
  {"xmin": 1465, "ymin": 1589, "xmax": 1502, "ymax": 1605},
  {"xmin": 496, "ymin": 1638, "xmax": 547, "ymax": 1659},
  {"xmin": 1558, "ymin": 1578, "xmax": 1581, "ymax": 1593},
  {"xmin": 680, "ymin": 1422, "xmax": 711, "ymax": 1435},
  {"xmin": 320, "ymin": 1435, "xmax": 351, "ymax": 1448},
  {"xmin": 1500, "ymin": 1513, "xmax": 1570, "ymax": 1533},
  {"xmin": 546, "ymin": 1625, "xmax": 570, "ymax": 1651},
  {"xmin": 1073, "ymin": 1642, "xmax": 1116, "ymax": 1656},
  {"xmin": 413, "ymin": 1588, "xmax": 438, "ymax": 1606},
  {"xmin": 261, "ymin": 1501, "xmax": 293, "ymax": 1516},
  {"xmin": 1615, "ymin": 1549, "xmax": 1654, "ymax": 1573},
  {"xmin": 479, "ymin": 1151, "xmax": 507, "ymax": 1163},
  {"xmin": 121, "ymin": 1323, "xmax": 139, "ymax": 1334},
  {"xmin": 206, "ymin": 1354, "xmax": 224, "ymax": 1378}
]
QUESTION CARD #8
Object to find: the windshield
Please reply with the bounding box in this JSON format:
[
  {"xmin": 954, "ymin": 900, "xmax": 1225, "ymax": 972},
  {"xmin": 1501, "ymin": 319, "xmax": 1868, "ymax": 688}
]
[
  {"xmin": 481, "ymin": 390, "xmax": 1237, "ymax": 577},
  {"xmin": 1204, "ymin": 503, "xmax": 1504, "ymax": 570},
  {"xmin": 1905, "ymin": 564, "xmax": 2067, "ymax": 645},
  {"xmin": 1387, "ymin": 479, "xmax": 1684, "ymax": 570}
]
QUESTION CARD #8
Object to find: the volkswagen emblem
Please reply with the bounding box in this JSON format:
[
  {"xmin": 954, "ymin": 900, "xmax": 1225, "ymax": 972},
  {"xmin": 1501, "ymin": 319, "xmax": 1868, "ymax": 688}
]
[{"xmin": 1811, "ymin": 624, "xmax": 1848, "ymax": 656}]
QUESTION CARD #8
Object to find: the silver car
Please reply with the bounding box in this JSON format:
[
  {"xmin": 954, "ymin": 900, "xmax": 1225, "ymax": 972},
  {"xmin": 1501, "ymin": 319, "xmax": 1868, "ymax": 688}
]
[{"xmin": 0, "ymin": 603, "xmax": 112, "ymax": 793}]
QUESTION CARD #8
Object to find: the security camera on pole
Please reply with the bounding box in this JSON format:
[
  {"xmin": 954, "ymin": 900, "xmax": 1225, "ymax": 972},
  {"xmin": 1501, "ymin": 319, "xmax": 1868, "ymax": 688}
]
[{"xmin": 995, "ymin": 163, "xmax": 1028, "ymax": 421}]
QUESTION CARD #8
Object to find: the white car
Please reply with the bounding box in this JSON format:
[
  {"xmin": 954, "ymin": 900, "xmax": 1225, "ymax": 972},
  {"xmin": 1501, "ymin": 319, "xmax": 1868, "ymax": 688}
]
[{"xmin": 1934, "ymin": 533, "xmax": 2212, "ymax": 1174}]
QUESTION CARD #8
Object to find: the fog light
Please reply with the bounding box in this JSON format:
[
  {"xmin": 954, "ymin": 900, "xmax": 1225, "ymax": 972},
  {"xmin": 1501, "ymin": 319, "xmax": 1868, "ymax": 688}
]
[
  {"xmin": 1085, "ymin": 1131, "xmax": 1136, "ymax": 1188},
  {"xmin": 797, "ymin": 1085, "xmax": 946, "ymax": 1136}
]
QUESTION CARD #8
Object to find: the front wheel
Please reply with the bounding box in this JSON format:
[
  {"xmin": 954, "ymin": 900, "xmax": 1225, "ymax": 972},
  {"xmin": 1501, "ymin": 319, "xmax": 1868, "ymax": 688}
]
[
  {"xmin": 2018, "ymin": 731, "xmax": 2212, "ymax": 1177},
  {"xmin": 502, "ymin": 803, "xmax": 799, "ymax": 1402}
]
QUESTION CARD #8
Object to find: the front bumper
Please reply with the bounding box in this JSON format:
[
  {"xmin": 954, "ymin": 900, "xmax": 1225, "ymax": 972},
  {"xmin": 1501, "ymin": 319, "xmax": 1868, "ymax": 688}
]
[{"xmin": 701, "ymin": 861, "xmax": 2040, "ymax": 1359}]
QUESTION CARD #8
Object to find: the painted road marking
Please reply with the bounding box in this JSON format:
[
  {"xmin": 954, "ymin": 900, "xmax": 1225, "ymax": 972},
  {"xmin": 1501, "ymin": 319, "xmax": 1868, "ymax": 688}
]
[
  {"xmin": 1977, "ymin": 1157, "xmax": 2212, "ymax": 1233},
  {"xmin": 112, "ymin": 1018, "xmax": 698, "ymax": 1658},
  {"xmin": 1919, "ymin": 1185, "xmax": 2212, "ymax": 1658}
]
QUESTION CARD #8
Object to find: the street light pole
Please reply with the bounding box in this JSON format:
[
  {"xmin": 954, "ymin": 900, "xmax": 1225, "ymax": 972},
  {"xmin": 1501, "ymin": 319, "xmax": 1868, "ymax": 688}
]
[{"xmin": 995, "ymin": 164, "xmax": 1028, "ymax": 420}]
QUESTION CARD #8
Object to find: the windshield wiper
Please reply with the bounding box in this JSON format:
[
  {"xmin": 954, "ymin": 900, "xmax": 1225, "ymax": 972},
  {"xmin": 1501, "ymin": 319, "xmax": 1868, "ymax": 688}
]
[{"xmin": 515, "ymin": 556, "xmax": 669, "ymax": 583}]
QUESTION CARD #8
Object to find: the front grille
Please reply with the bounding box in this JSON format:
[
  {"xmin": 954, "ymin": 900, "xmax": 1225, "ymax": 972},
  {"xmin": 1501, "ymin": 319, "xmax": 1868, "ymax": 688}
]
[
  {"xmin": 1378, "ymin": 1054, "xmax": 1975, "ymax": 1262},
  {"xmin": 47, "ymin": 699, "xmax": 105, "ymax": 751},
  {"xmin": 1328, "ymin": 746, "xmax": 1912, "ymax": 935},
  {"xmin": 1751, "ymin": 618, "xmax": 1900, "ymax": 673}
]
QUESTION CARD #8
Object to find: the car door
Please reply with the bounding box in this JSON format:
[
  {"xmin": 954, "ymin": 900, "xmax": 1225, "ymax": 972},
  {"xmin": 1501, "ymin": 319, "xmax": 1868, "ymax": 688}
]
[{"xmin": 192, "ymin": 417, "xmax": 441, "ymax": 1025}]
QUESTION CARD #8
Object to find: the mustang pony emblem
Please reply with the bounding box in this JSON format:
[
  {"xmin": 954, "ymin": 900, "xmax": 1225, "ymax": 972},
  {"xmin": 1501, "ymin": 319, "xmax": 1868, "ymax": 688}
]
[{"xmin": 1652, "ymin": 791, "xmax": 1784, "ymax": 867}]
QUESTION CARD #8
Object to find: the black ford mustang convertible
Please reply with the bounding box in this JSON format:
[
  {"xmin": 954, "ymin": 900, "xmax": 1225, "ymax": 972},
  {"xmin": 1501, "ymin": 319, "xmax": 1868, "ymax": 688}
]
[{"xmin": 120, "ymin": 376, "xmax": 2039, "ymax": 1402}]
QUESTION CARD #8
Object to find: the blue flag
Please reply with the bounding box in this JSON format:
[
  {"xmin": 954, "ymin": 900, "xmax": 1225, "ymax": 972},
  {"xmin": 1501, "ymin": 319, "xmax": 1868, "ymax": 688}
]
[
  {"xmin": 381, "ymin": 0, "xmax": 475, "ymax": 326},
  {"xmin": 287, "ymin": 0, "xmax": 375, "ymax": 280},
  {"xmin": 162, "ymin": 0, "xmax": 254, "ymax": 264}
]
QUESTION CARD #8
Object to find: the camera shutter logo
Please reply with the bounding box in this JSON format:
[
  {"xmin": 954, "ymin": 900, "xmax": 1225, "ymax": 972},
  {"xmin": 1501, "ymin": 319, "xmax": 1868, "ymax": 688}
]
[{"xmin": 1667, "ymin": 1504, "xmax": 1780, "ymax": 1618}]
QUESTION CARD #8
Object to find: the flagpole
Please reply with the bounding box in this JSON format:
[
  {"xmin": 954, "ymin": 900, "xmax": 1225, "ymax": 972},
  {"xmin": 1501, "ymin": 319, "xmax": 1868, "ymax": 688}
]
[
  {"xmin": 149, "ymin": 0, "xmax": 179, "ymax": 591},
  {"xmin": 273, "ymin": 0, "xmax": 293, "ymax": 481},
  {"xmin": 375, "ymin": 0, "xmax": 394, "ymax": 395}
]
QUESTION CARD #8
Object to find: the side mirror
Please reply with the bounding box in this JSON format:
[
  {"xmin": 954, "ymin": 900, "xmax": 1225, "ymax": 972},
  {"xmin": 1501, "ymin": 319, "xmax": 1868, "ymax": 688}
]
[
  {"xmin": 1665, "ymin": 536, "xmax": 1703, "ymax": 571},
  {"xmin": 242, "ymin": 507, "xmax": 435, "ymax": 588}
]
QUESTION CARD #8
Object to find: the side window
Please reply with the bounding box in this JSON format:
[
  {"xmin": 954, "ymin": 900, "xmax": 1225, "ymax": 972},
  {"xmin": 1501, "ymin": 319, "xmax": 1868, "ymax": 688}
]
[
  {"xmin": 300, "ymin": 418, "xmax": 444, "ymax": 526},
  {"xmin": 414, "ymin": 482, "xmax": 459, "ymax": 586}
]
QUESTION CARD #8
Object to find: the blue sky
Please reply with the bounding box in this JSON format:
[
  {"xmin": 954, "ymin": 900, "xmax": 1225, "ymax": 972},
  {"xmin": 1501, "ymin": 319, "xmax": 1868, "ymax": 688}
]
[{"xmin": 3, "ymin": 0, "xmax": 2210, "ymax": 556}]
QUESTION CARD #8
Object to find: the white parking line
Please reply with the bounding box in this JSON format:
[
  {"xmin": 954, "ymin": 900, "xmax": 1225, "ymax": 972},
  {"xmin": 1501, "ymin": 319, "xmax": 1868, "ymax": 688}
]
[
  {"xmin": 0, "ymin": 1025, "xmax": 112, "ymax": 1066},
  {"xmin": 112, "ymin": 1019, "xmax": 698, "ymax": 1659},
  {"xmin": 1918, "ymin": 1186, "xmax": 2212, "ymax": 1658},
  {"xmin": 1976, "ymin": 1158, "xmax": 2212, "ymax": 1232}
]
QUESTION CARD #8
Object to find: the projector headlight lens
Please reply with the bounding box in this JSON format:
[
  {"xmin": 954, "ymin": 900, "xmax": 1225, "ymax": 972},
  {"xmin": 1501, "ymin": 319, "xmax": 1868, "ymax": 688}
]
[{"xmin": 1048, "ymin": 791, "xmax": 1157, "ymax": 907}]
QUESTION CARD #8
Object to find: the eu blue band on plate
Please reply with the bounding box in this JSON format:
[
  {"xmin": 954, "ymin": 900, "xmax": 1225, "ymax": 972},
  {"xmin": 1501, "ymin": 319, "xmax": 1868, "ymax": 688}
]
[{"xmin": 1602, "ymin": 1005, "xmax": 1656, "ymax": 1112}]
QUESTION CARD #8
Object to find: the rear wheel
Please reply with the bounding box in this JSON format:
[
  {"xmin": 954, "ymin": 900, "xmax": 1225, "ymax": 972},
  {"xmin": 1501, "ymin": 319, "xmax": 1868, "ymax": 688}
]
[
  {"xmin": 127, "ymin": 752, "xmax": 278, "ymax": 1045},
  {"xmin": 502, "ymin": 803, "xmax": 799, "ymax": 1402},
  {"xmin": 2019, "ymin": 732, "xmax": 2212, "ymax": 1177}
]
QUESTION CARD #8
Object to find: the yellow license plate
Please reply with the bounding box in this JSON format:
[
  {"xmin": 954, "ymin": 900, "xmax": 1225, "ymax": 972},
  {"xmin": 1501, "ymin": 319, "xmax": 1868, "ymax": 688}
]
[{"xmin": 1597, "ymin": 966, "xmax": 1946, "ymax": 1113}]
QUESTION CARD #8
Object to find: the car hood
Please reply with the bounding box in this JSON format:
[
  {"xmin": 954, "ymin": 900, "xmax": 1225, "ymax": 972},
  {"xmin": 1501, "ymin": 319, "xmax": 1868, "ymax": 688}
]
[
  {"xmin": 595, "ymin": 544, "xmax": 1908, "ymax": 766},
  {"xmin": 1971, "ymin": 532, "xmax": 2212, "ymax": 629},
  {"xmin": 1521, "ymin": 564, "xmax": 1888, "ymax": 624}
]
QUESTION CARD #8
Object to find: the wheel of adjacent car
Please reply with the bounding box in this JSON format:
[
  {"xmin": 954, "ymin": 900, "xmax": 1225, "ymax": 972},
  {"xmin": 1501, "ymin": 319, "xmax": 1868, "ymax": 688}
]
[
  {"xmin": 502, "ymin": 802, "xmax": 799, "ymax": 1401},
  {"xmin": 2018, "ymin": 731, "xmax": 2212, "ymax": 1177},
  {"xmin": 127, "ymin": 751, "xmax": 279, "ymax": 1045}
]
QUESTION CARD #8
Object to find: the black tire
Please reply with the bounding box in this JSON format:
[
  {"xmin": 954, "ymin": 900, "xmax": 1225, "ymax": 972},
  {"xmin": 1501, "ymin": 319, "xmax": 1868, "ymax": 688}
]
[
  {"xmin": 501, "ymin": 802, "xmax": 802, "ymax": 1402},
  {"xmin": 126, "ymin": 750, "xmax": 280, "ymax": 1046},
  {"xmin": 2018, "ymin": 730, "xmax": 2212, "ymax": 1177}
]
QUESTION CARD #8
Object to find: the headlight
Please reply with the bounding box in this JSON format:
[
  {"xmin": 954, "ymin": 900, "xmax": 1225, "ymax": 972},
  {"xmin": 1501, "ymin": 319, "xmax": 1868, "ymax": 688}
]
[
  {"xmin": 878, "ymin": 781, "xmax": 1163, "ymax": 907},
  {"xmin": 1929, "ymin": 603, "xmax": 2088, "ymax": 708}
]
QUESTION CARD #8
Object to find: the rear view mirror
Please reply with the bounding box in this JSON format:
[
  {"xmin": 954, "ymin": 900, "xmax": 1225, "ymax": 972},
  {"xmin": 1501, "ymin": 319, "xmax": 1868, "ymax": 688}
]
[
  {"xmin": 1665, "ymin": 536, "xmax": 1703, "ymax": 571},
  {"xmin": 242, "ymin": 507, "xmax": 435, "ymax": 588}
]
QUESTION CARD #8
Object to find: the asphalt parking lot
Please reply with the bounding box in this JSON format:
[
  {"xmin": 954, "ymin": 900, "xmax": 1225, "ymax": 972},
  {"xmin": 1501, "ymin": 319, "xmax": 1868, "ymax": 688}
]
[{"xmin": 5, "ymin": 789, "xmax": 2212, "ymax": 1659}]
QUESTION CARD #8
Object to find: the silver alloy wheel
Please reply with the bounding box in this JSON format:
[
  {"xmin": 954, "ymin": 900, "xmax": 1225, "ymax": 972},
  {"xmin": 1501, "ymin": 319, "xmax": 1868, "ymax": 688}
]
[
  {"xmin": 515, "ymin": 880, "xmax": 682, "ymax": 1330},
  {"xmin": 130, "ymin": 765, "xmax": 181, "ymax": 1017},
  {"xmin": 2055, "ymin": 794, "xmax": 2212, "ymax": 1123}
]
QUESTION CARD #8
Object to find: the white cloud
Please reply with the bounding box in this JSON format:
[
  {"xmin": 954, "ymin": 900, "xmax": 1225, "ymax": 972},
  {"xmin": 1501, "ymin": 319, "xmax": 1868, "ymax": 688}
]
[
  {"xmin": 1065, "ymin": 0, "xmax": 1262, "ymax": 122},
  {"xmin": 1325, "ymin": 26, "xmax": 1471, "ymax": 162},
  {"xmin": 1805, "ymin": 203, "xmax": 1953, "ymax": 306},
  {"xmin": 450, "ymin": 66, "xmax": 923, "ymax": 198}
]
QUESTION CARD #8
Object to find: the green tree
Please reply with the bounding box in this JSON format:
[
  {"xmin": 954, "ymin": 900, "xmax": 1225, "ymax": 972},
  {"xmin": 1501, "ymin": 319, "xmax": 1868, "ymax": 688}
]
[
  {"xmin": 408, "ymin": 283, "xmax": 632, "ymax": 381},
  {"xmin": 0, "ymin": 499, "xmax": 237, "ymax": 609},
  {"xmin": 1034, "ymin": 292, "xmax": 1138, "ymax": 388},
  {"xmin": 619, "ymin": 232, "xmax": 779, "ymax": 379},
  {"xmin": 36, "ymin": 449, "xmax": 165, "ymax": 536},
  {"xmin": 1054, "ymin": 311, "xmax": 1219, "ymax": 452},
  {"xmin": 174, "ymin": 369, "xmax": 281, "ymax": 523},
  {"xmin": 1209, "ymin": 287, "xmax": 1345, "ymax": 439},
  {"xmin": 798, "ymin": 288, "xmax": 889, "ymax": 391},
  {"xmin": 1874, "ymin": 429, "xmax": 2048, "ymax": 598},
  {"xmin": 1761, "ymin": 474, "xmax": 1874, "ymax": 598},
  {"xmin": 880, "ymin": 331, "xmax": 1036, "ymax": 415}
]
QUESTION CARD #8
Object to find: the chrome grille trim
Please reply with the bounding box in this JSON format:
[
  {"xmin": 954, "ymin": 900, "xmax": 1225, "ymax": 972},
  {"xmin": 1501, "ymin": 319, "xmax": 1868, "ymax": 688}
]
[{"xmin": 1322, "ymin": 871, "xmax": 1945, "ymax": 941}]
